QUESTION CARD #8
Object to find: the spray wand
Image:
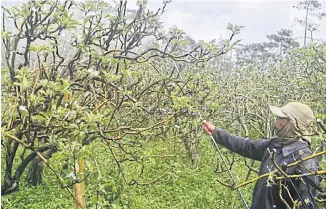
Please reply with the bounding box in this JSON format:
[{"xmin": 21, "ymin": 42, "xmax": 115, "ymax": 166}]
[{"xmin": 196, "ymin": 108, "xmax": 249, "ymax": 209}]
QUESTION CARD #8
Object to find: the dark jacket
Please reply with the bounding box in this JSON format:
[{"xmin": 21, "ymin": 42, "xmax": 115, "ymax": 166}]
[{"xmin": 212, "ymin": 128, "xmax": 321, "ymax": 209}]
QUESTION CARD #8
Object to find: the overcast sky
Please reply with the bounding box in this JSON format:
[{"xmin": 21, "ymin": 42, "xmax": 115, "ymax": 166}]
[
  {"xmin": 2, "ymin": 0, "xmax": 326, "ymax": 45},
  {"xmin": 138, "ymin": 0, "xmax": 326, "ymax": 45}
]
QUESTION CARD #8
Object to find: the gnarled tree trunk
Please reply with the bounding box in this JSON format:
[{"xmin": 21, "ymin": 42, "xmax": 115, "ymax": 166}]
[{"xmin": 26, "ymin": 147, "xmax": 57, "ymax": 186}]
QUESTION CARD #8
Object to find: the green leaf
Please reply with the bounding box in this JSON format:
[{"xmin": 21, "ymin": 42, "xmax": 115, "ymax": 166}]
[
  {"xmin": 32, "ymin": 115, "xmax": 45, "ymax": 121},
  {"xmin": 230, "ymin": 39, "xmax": 242, "ymax": 49},
  {"xmin": 227, "ymin": 23, "xmax": 233, "ymax": 31},
  {"xmin": 1, "ymin": 31, "xmax": 12, "ymax": 37}
]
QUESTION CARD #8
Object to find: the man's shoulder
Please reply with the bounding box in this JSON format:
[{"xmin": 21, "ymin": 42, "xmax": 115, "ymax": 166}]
[
  {"xmin": 265, "ymin": 135, "xmax": 282, "ymax": 147},
  {"xmin": 265, "ymin": 136, "xmax": 312, "ymax": 158},
  {"xmin": 282, "ymin": 141, "xmax": 312, "ymax": 158}
]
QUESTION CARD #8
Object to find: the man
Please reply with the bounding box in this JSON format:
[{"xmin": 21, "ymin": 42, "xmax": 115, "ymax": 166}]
[{"xmin": 202, "ymin": 102, "xmax": 321, "ymax": 209}]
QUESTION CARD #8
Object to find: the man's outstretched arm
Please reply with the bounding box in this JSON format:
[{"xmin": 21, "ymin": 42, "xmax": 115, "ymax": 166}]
[{"xmin": 203, "ymin": 120, "xmax": 269, "ymax": 161}]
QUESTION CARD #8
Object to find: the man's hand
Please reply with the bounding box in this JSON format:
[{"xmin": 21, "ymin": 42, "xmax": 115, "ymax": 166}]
[{"xmin": 202, "ymin": 120, "xmax": 215, "ymax": 135}]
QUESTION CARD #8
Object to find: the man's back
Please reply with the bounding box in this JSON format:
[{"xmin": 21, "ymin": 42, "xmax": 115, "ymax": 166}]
[{"xmin": 250, "ymin": 138, "xmax": 319, "ymax": 209}]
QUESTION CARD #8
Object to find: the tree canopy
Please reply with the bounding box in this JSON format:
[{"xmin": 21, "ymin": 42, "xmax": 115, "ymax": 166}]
[{"xmin": 1, "ymin": 0, "xmax": 325, "ymax": 208}]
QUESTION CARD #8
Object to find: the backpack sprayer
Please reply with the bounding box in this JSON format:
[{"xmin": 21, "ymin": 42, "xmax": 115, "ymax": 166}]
[{"xmin": 196, "ymin": 108, "xmax": 249, "ymax": 209}]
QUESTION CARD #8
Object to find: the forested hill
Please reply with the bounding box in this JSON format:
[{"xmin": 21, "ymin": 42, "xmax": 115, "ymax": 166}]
[{"xmin": 1, "ymin": 0, "xmax": 325, "ymax": 208}]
